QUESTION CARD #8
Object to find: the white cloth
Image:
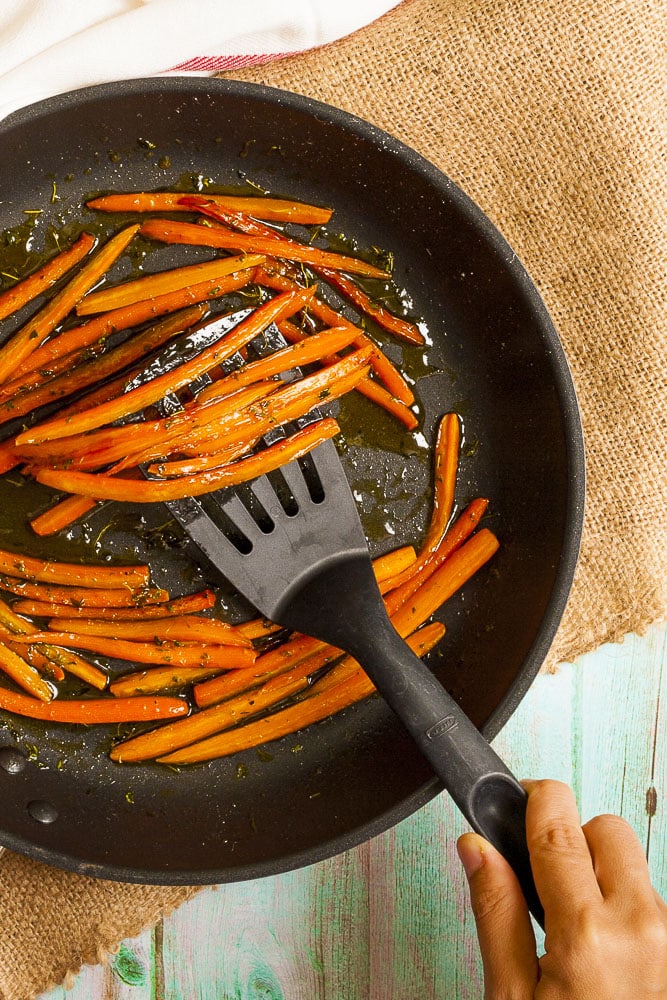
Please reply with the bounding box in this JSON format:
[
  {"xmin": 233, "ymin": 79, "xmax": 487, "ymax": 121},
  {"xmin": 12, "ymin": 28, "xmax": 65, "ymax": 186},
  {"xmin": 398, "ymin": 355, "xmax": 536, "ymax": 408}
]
[{"xmin": 0, "ymin": 1, "xmax": 402, "ymax": 120}]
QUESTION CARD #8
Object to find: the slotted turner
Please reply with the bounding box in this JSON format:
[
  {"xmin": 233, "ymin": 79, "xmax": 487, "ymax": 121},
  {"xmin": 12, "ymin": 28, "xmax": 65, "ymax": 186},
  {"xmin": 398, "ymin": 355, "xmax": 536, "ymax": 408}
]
[{"xmin": 131, "ymin": 315, "xmax": 544, "ymax": 923}]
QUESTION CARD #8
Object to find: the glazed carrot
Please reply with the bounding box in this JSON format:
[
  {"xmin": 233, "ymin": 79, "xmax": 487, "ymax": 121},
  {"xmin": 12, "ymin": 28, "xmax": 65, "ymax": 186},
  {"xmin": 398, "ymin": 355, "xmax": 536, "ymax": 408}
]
[
  {"xmin": 108, "ymin": 662, "xmax": 239, "ymax": 697},
  {"xmin": 181, "ymin": 196, "xmax": 423, "ymax": 346},
  {"xmin": 140, "ymin": 218, "xmax": 390, "ymax": 280},
  {"xmin": 390, "ymin": 529, "xmax": 500, "ymax": 638},
  {"xmin": 30, "ymin": 495, "xmax": 99, "ymax": 537},
  {"xmin": 0, "ymin": 576, "xmax": 168, "ymax": 607},
  {"xmin": 256, "ymin": 265, "xmax": 415, "ymax": 406},
  {"xmin": 87, "ymin": 191, "xmax": 333, "ymax": 225},
  {"xmin": 0, "ymin": 548, "xmax": 150, "ymax": 589},
  {"xmin": 0, "ymin": 642, "xmax": 55, "ymax": 701},
  {"xmin": 4, "ymin": 629, "xmax": 250, "ymax": 669},
  {"xmin": 16, "ymin": 289, "xmax": 311, "ymax": 445},
  {"xmin": 422, "ymin": 412, "xmax": 460, "ymax": 554},
  {"xmin": 0, "ymin": 305, "xmax": 208, "ymax": 423},
  {"xmin": 0, "ymin": 232, "xmax": 95, "ymax": 322},
  {"xmin": 235, "ymin": 618, "xmax": 284, "ymax": 641},
  {"xmin": 9, "ymin": 268, "xmax": 255, "ymax": 385},
  {"xmin": 50, "ymin": 615, "xmax": 253, "ymax": 647},
  {"xmin": 316, "ymin": 267, "xmax": 425, "ymax": 345},
  {"xmin": 0, "ymin": 225, "xmax": 139, "ymax": 384},
  {"xmin": 0, "ymin": 686, "xmax": 188, "ymax": 724},
  {"xmin": 2, "ymin": 639, "xmax": 65, "ymax": 682},
  {"xmin": 12, "ymin": 589, "xmax": 217, "ymax": 621},
  {"xmin": 111, "ymin": 643, "xmax": 341, "ymax": 761},
  {"xmin": 76, "ymin": 254, "xmax": 264, "ymax": 316},
  {"xmin": 34, "ymin": 417, "xmax": 340, "ymax": 503},
  {"xmin": 155, "ymin": 624, "xmax": 444, "ymax": 765},
  {"xmin": 193, "ymin": 324, "xmax": 362, "ymax": 405}
]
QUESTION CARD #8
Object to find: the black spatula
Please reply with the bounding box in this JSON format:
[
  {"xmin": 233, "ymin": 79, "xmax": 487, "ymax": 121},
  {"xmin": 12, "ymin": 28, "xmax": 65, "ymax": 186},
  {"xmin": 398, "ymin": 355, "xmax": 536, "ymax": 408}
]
[{"xmin": 134, "ymin": 317, "xmax": 544, "ymax": 925}]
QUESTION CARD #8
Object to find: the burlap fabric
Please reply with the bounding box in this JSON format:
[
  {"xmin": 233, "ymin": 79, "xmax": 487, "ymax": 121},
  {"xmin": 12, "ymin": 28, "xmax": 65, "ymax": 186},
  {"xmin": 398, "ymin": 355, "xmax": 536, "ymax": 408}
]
[{"xmin": 0, "ymin": 1, "xmax": 665, "ymax": 997}]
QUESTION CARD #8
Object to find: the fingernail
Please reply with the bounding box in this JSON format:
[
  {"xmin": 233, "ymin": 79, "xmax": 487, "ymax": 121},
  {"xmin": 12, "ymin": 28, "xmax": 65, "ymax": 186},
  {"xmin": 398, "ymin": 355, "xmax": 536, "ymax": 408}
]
[{"xmin": 457, "ymin": 834, "xmax": 484, "ymax": 879}]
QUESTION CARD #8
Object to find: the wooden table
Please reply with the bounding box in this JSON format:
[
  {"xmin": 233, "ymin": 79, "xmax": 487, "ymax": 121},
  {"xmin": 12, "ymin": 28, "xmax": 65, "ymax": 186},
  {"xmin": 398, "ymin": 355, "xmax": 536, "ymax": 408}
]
[{"xmin": 40, "ymin": 621, "xmax": 666, "ymax": 999}]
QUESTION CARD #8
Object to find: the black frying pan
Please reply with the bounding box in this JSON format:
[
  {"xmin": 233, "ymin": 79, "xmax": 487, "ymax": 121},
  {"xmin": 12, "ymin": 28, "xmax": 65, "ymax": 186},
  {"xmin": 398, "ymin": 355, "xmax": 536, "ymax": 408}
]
[{"xmin": 0, "ymin": 79, "xmax": 584, "ymax": 884}]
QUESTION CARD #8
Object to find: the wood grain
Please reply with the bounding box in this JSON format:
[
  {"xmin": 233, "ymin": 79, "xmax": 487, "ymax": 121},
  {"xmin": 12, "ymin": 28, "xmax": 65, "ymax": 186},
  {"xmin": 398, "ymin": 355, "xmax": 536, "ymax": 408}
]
[{"xmin": 39, "ymin": 623, "xmax": 667, "ymax": 999}]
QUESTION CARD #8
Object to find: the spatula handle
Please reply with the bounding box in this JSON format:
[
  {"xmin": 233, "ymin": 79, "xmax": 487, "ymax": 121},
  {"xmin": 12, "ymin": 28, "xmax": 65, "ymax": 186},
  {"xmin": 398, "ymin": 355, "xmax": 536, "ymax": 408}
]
[{"xmin": 280, "ymin": 556, "xmax": 544, "ymax": 928}]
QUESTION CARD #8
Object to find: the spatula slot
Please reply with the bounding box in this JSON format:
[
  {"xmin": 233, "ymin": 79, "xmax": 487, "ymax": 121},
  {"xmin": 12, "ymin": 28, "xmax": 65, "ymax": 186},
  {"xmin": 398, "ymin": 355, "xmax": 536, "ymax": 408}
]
[
  {"xmin": 296, "ymin": 453, "xmax": 326, "ymax": 504},
  {"xmin": 263, "ymin": 469, "xmax": 299, "ymax": 517}
]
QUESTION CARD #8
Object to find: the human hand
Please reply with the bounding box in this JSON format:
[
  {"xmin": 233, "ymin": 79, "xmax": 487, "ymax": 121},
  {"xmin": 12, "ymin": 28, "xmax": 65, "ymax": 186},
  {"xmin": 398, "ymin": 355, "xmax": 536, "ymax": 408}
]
[{"xmin": 457, "ymin": 779, "xmax": 667, "ymax": 998}]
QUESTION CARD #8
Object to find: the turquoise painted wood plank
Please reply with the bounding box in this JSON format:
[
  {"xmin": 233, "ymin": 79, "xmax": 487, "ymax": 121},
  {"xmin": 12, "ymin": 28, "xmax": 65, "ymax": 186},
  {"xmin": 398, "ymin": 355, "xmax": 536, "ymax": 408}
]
[{"xmin": 39, "ymin": 623, "xmax": 667, "ymax": 1000}]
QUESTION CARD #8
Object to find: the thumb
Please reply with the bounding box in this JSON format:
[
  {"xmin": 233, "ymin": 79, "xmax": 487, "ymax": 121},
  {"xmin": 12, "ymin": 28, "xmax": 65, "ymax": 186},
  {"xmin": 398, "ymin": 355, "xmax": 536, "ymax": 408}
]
[{"xmin": 457, "ymin": 832, "xmax": 538, "ymax": 999}]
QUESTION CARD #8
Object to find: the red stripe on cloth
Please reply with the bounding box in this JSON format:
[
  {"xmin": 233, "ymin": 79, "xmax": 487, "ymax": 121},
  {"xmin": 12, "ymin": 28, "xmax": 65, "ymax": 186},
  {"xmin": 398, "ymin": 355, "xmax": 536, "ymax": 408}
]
[{"xmin": 167, "ymin": 52, "xmax": 297, "ymax": 72}]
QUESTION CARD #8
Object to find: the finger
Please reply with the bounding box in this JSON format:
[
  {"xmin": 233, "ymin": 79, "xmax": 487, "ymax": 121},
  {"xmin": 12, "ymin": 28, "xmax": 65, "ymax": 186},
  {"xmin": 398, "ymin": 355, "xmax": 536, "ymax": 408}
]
[
  {"xmin": 457, "ymin": 832, "xmax": 538, "ymax": 998},
  {"xmin": 583, "ymin": 814, "xmax": 656, "ymax": 904},
  {"xmin": 523, "ymin": 779, "xmax": 602, "ymax": 919}
]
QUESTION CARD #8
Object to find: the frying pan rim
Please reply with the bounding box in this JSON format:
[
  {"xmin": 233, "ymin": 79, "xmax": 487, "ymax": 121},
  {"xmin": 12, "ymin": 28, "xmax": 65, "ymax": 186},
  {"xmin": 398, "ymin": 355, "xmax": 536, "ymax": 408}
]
[{"xmin": 0, "ymin": 77, "xmax": 586, "ymax": 884}]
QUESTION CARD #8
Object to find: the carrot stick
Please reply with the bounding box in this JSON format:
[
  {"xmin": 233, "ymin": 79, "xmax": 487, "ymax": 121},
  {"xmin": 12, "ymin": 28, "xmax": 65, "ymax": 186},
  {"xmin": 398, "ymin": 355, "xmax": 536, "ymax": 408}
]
[
  {"xmin": 422, "ymin": 412, "xmax": 460, "ymax": 554},
  {"xmin": 30, "ymin": 495, "xmax": 99, "ymax": 537},
  {"xmin": 2, "ymin": 639, "xmax": 65, "ymax": 682},
  {"xmin": 0, "ymin": 575, "xmax": 168, "ymax": 607},
  {"xmin": 108, "ymin": 662, "xmax": 237, "ymax": 697},
  {"xmin": 140, "ymin": 218, "xmax": 390, "ymax": 280},
  {"xmin": 111, "ymin": 643, "xmax": 341, "ymax": 761},
  {"xmin": 12, "ymin": 588, "xmax": 217, "ymax": 621},
  {"xmin": 0, "ymin": 549, "xmax": 150, "ymax": 589},
  {"xmin": 0, "ymin": 305, "xmax": 208, "ymax": 424},
  {"xmin": 0, "ymin": 686, "xmax": 188, "ymax": 724},
  {"xmin": 0, "ymin": 642, "xmax": 55, "ymax": 701},
  {"xmin": 0, "ymin": 225, "xmax": 139, "ymax": 384},
  {"xmin": 2, "ymin": 629, "xmax": 252, "ymax": 670},
  {"xmin": 16, "ymin": 289, "xmax": 310, "ymax": 445},
  {"xmin": 154, "ymin": 624, "xmax": 443, "ymax": 765},
  {"xmin": 181, "ymin": 197, "xmax": 423, "ymax": 346},
  {"xmin": 49, "ymin": 615, "xmax": 253, "ymax": 647},
  {"xmin": 389, "ymin": 529, "xmax": 500, "ymax": 637},
  {"xmin": 76, "ymin": 254, "xmax": 265, "ymax": 316},
  {"xmin": 34, "ymin": 417, "xmax": 341, "ymax": 503},
  {"xmin": 87, "ymin": 191, "xmax": 333, "ymax": 225},
  {"xmin": 9, "ymin": 268, "xmax": 255, "ymax": 385},
  {"xmin": 0, "ymin": 232, "xmax": 96, "ymax": 322}
]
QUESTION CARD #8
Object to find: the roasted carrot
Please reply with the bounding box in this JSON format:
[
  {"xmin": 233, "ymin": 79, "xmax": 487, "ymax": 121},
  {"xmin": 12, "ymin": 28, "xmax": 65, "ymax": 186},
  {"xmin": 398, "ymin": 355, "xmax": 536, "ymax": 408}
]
[
  {"xmin": 2, "ymin": 629, "xmax": 251, "ymax": 670},
  {"xmin": 12, "ymin": 589, "xmax": 217, "ymax": 621},
  {"xmin": 9, "ymin": 268, "xmax": 255, "ymax": 386},
  {"xmin": 16, "ymin": 288, "xmax": 311, "ymax": 445},
  {"xmin": 108, "ymin": 662, "xmax": 238, "ymax": 697},
  {"xmin": 87, "ymin": 191, "xmax": 333, "ymax": 225},
  {"xmin": 0, "ymin": 642, "xmax": 55, "ymax": 701},
  {"xmin": 0, "ymin": 232, "xmax": 95, "ymax": 322},
  {"xmin": 0, "ymin": 225, "xmax": 139, "ymax": 384},
  {"xmin": 0, "ymin": 305, "xmax": 209, "ymax": 425},
  {"xmin": 140, "ymin": 218, "xmax": 390, "ymax": 280},
  {"xmin": 0, "ymin": 686, "xmax": 188, "ymax": 724},
  {"xmin": 0, "ymin": 576, "xmax": 168, "ymax": 607},
  {"xmin": 2, "ymin": 639, "xmax": 65, "ymax": 682},
  {"xmin": 49, "ymin": 615, "xmax": 253, "ymax": 647},
  {"xmin": 0, "ymin": 549, "xmax": 150, "ymax": 590},
  {"xmin": 111, "ymin": 642, "xmax": 341, "ymax": 761},
  {"xmin": 422, "ymin": 413, "xmax": 460, "ymax": 554},
  {"xmin": 76, "ymin": 254, "xmax": 264, "ymax": 316},
  {"xmin": 34, "ymin": 417, "xmax": 340, "ymax": 503},
  {"xmin": 30, "ymin": 495, "xmax": 99, "ymax": 537},
  {"xmin": 154, "ymin": 624, "xmax": 444, "ymax": 765}
]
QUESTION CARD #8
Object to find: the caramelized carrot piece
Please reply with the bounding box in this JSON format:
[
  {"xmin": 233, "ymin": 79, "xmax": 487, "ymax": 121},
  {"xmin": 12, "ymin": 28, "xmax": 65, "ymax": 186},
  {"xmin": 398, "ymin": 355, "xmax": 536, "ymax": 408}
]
[
  {"xmin": 9, "ymin": 268, "xmax": 255, "ymax": 385},
  {"xmin": 0, "ymin": 305, "xmax": 208, "ymax": 423},
  {"xmin": 0, "ymin": 549, "xmax": 150, "ymax": 589},
  {"xmin": 0, "ymin": 642, "xmax": 55, "ymax": 701},
  {"xmin": 12, "ymin": 589, "xmax": 217, "ymax": 621},
  {"xmin": 0, "ymin": 232, "xmax": 95, "ymax": 322},
  {"xmin": 30, "ymin": 495, "xmax": 99, "ymax": 537},
  {"xmin": 2, "ymin": 639, "xmax": 65, "ymax": 682},
  {"xmin": 422, "ymin": 413, "xmax": 460, "ymax": 554},
  {"xmin": 50, "ymin": 615, "xmax": 253, "ymax": 647},
  {"xmin": 140, "ymin": 218, "xmax": 390, "ymax": 279},
  {"xmin": 87, "ymin": 191, "xmax": 333, "ymax": 225},
  {"xmin": 0, "ymin": 686, "xmax": 188, "ymax": 724},
  {"xmin": 17, "ymin": 289, "xmax": 311, "ymax": 445},
  {"xmin": 0, "ymin": 576, "xmax": 168, "ymax": 607},
  {"xmin": 76, "ymin": 254, "xmax": 264, "ymax": 316},
  {"xmin": 0, "ymin": 225, "xmax": 138, "ymax": 383},
  {"xmin": 154, "ymin": 624, "xmax": 444, "ymax": 765},
  {"xmin": 34, "ymin": 417, "xmax": 340, "ymax": 503}
]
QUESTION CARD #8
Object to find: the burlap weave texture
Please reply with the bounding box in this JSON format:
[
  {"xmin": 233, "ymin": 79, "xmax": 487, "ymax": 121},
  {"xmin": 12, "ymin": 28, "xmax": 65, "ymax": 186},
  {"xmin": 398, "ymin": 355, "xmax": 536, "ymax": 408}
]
[{"xmin": 0, "ymin": 1, "xmax": 665, "ymax": 997}]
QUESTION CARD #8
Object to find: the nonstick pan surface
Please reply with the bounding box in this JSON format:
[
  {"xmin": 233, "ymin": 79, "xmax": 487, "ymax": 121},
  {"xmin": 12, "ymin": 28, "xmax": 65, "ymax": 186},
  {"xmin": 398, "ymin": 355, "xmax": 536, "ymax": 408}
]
[{"xmin": 0, "ymin": 78, "xmax": 584, "ymax": 884}]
